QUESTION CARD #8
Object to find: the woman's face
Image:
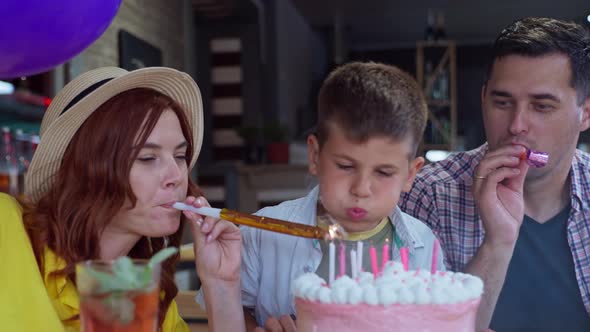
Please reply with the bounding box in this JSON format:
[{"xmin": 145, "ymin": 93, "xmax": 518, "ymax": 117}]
[{"xmin": 108, "ymin": 109, "xmax": 189, "ymax": 239}]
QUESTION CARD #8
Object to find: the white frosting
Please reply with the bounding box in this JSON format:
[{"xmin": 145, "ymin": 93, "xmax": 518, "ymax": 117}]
[
  {"xmin": 361, "ymin": 284, "xmax": 379, "ymax": 305},
  {"xmin": 317, "ymin": 286, "xmax": 332, "ymax": 303},
  {"xmin": 292, "ymin": 261, "xmax": 483, "ymax": 306}
]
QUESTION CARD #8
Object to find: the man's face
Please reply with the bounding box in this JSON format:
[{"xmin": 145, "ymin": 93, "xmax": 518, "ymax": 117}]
[{"xmin": 482, "ymin": 54, "xmax": 590, "ymax": 179}]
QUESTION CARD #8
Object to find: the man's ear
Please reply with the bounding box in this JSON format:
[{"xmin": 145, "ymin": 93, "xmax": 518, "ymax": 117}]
[
  {"xmin": 481, "ymin": 84, "xmax": 487, "ymax": 113},
  {"xmin": 403, "ymin": 156, "xmax": 425, "ymax": 192},
  {"xmin": 307, "ymin": 134, "xmax": 320, "ymax": 175},
  {"xmin": 580, "ymin": 97, "xmax": 590, "ymax": 132}
]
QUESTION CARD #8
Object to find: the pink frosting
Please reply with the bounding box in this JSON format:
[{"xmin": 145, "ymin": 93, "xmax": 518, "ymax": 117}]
[{"xmin": 295, "ymin": 298, "xmax": 480, "ymax": 332}]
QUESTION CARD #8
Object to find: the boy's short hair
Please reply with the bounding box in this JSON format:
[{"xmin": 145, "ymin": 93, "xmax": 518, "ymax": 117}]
[
  {"xmin": 317, "ymin": 61, "xmax": 427, "ymax": 156},
  {"xmin": 486, "ymin": 17, "xmax": 590, "ymax": 105}
]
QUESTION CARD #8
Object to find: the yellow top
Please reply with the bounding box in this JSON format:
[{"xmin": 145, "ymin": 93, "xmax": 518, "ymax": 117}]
[
  {"xmin": 0, "ymin": 193, "xmax": 189, "ymax": 332},
  {"xmin": 317, "ymin": 215, "xmax": 390, "ymax": 241},
  {"xmin": 345, "ymin": 217, "xmax": 390, "ymax": 241}
]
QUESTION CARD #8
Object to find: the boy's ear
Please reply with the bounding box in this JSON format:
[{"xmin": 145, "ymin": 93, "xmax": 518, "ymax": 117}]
[
  {"xmin": 307, "ymin": 134, "xmax": 320, "ymax": 175},
  {"xmin": 403, "ymin": 156, "xmax": 425, "ymax": 192}
]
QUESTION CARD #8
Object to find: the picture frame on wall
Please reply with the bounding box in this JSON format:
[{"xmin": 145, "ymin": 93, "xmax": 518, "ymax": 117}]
[{"xmin": 118, "ymin": 30, "xmax": 162, "ymax": 70}]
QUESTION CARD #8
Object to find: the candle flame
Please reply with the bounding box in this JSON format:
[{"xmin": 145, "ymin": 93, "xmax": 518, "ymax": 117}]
[
  {"xmin": 317, "ymin": 208, "xmax": 348, "ymax": 240},
  {"xmin": 325, "ymin": 223, "xmax": 347, "ymax": 241}
]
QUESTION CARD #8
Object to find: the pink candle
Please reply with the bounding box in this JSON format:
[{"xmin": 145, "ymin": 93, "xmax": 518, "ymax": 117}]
[
  {"xmin": 370, "ymin": 243, "xmax": 379, "ymax": 276},
  {"xmin": 381, "ymin": 238, "xmax": 390, "ymax": 272},
  {"xmin": 339, "ymin": 243, "xmax": 346, "ymax": 277},
  {"xmin": 431, "ymin": 238, "xmax": 439, "ymax": 274},
  {"xmin": 400, "ymin": 247, "xmax": 409, "ymax": 271}
]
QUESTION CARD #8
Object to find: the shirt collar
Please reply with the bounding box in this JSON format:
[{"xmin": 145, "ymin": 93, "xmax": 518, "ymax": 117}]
[
  {"xmin": 389, "ymin": 206, "xmax": 424, "ymax": 255},
  {"xmin": 570, "ymin": 150, "xmax": 590, "ymax": 212},
  {"xmin": 307, "ymin": 185, "xmax": 424, "ymax": 253},
  {"xmin": 43, "ymin": 248, "xmax": 80, "ymax": 322}
]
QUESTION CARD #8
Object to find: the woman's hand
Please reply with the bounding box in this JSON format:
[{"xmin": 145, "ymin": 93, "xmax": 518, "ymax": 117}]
[{"xmin": 182, "ymin": 196, "xmax": 242, "ymax": 283}]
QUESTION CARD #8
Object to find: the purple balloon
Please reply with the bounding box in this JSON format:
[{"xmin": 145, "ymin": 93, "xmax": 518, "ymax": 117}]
[{"xmin": 0, "ymin": 0, "xmax": 122, "ymax": 79}]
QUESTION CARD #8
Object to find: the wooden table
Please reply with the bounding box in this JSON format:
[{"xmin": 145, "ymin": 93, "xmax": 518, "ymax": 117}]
[{"xmin": 176, "ymin": 290, "xmax": 209, "ymax": 331}]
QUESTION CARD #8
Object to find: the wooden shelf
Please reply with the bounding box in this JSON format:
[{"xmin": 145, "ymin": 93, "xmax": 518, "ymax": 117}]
[
  {"xmin": 426, "ymin": 99, "xmax": 451, "ymax": 108},
  {"xmin": 416, "ymin": 40, "xmax": 457, "ymax": 154},
  {"xmin": 416, "ymin": 40, "xmax": 456, "ymax": 48}
]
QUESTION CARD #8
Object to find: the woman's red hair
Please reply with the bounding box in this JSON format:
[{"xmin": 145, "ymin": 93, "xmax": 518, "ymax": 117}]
[{"xmin": 22, "ymin": 88, "xmax": 201, "ymax": 328}]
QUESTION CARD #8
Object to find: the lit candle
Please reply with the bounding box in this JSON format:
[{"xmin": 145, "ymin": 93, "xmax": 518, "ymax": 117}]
[
  {"xmin": 431, "ymin": 239, "xmax": 439, "ymax": 274},
  {"xmin": 400, "ymin": 247, "xmax": 409, "ymax": 271},
  {"xmin": 370, "ymin": 243, "xmax": 379, "ymax": 277},
  {"xmin": 339, "ymin": 243, "xmax": 346, "ymax": 277},
  {"xmin": 351, "ymin": 249, "xmax": 357, "ymax": 279},
  {"xmin": 381, "ymin": 238, "xmax": 390, "ymax": 272},
  {"xmin": 357, "ymin": 241, "xmax": 364, "ymax": 274},
  {"xmin": 329, "ymin": 241, "xmax": 335, "ymax": 285}
]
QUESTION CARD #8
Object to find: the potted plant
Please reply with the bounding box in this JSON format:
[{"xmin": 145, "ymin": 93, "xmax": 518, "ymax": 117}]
[
  {"xmin": 236, "ymin": 125, "xmax": 263, "ymax": 164},
  {"xmin": 263, "ymin": 122, "xmax": 289, "ymax": 164}
]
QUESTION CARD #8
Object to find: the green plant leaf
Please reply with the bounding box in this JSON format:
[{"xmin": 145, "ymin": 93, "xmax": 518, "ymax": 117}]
[
  {"xmin": 81, "ymin": 247, "xmax": 178, "ymax": 324},
  {"xmin": 84, "ymin": 247, "xmax": 178, "ymax": 294},
  {"xmin": 148, "ymin": 247, "xmax": 178, "ymax": 269},
  {"xmin": 112, "ymin": 256, "xmax": 138, "ymax": 289},
  {"xmin": 137, "ymin": 265, "xmax": 153, "ymax": 287},
  {"xmin": 262, "ymin": 121, "xmax": 289, "ymax": 143},
  {"xmin": 235, "ymin": 126, "xmax": 260, "ymax": 143},
  {"xmin": 85, "ymin": 268, "xmax": 122, "ymax": 293}
]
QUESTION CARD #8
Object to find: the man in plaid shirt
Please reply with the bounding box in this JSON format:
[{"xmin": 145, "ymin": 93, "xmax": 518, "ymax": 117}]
[{"xmin": 401, "ymin": 17, "xmax": 590, "ymax": 332}]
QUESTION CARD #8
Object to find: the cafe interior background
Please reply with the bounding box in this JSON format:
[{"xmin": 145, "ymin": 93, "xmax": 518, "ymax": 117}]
[{"xmin": 1, "ymin": 0, "xmax": 589, "ymax": 329}]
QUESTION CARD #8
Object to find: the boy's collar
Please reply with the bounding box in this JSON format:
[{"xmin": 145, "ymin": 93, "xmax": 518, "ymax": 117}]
[
  {"xmin": 389, "ymin": 206, "xmax": 424, "ymax": 255},
  {"xmin": 344, "ymin": 217, "xmax": 389, "ymax": 241},
  {"xmin": 311, "ymin": 186, "xmax": 424, "ymax": 253}
]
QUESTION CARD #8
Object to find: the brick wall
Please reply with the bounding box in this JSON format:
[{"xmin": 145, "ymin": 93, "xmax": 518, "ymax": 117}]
[{"xmin": 68, "ymin": 0, "xmax": 188, "ymax": 78}]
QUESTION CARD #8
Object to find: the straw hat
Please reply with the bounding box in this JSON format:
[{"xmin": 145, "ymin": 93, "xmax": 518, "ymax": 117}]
[{"xmin": 25, "ymin": 66, "xmax": 204, "ymax": 203}]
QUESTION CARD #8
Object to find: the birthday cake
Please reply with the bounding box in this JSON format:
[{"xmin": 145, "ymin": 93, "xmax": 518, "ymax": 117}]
[{"xmin": 293, "ymin": 262, "xmax": 483, "ymax": 332}]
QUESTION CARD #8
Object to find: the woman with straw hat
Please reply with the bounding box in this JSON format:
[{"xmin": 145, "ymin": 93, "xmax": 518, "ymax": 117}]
[{"xmin": 0, "ymin": 67, "xmax": 245, "ymax": 331}]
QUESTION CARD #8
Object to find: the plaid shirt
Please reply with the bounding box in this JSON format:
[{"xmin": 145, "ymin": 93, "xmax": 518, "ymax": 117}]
[{"xmin": 400, "ymin": 143, "xmax": 590, "ymax": 315}]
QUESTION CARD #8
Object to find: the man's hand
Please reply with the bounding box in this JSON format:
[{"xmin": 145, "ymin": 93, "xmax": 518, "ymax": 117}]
[
  {"xmin": 253, "ymin": 315, "xmax": 296, "ymax": 332},
  {"xmin": 468, "ymin": 144, "xmax": 529, "ymax": 330},
  {"xmin": 472, "ymin": 145, "xmax": 529, "ymax": 248}
]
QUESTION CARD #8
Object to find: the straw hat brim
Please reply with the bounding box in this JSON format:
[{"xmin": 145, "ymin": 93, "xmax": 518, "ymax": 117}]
[{"xmin": 25, "ymin": 67, "xmax": 204, "ymax": 203}]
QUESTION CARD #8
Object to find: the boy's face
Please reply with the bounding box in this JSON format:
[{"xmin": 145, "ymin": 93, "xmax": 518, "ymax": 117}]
[{"xmin": 307, "ymin": 123, "xmax": 424, "ymax": 233}]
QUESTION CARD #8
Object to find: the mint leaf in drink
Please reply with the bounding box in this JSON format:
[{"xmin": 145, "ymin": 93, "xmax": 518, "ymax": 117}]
[
  {"xmin": 148, "ymin": 247, "xmax": 178, "ymax": 268},
  {"xmin": 85, "ymin": 247, "xmax": 178, "ymax": 293},
  {"xmin": 85, "ymin": 268, "xmax": 123, "ymax": 293},
  {"xmin": 82, "ymin": 247, "xmax": 178, "ymax": 323},
  {"xmin": 112, "ymin": 256, "xmax": 138, "ymax": 289}
]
